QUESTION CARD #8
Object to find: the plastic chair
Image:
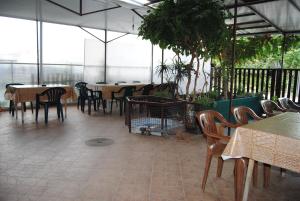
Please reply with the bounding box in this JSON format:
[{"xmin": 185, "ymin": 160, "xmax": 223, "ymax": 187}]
[
  {"xmin": 111, "ymin": 86, "xmax": 136, "ymax": 116},
  {"xmin": 232, "ymin": 106, "xmax": 272, "ymax": 187},
  {"xmin": 79, "ymin": 86, "xmax": 105, "ymax": 115},
  {"xmin": 75, "ymin": 82, "xmax": 87, "ymax": 110},
  {"xmin": 134, "ymin": 84, "xmax": 154, "ymax": 96},
  {"xmin": 278, "ymin": 97, "xmax": 300, "ymax": 112},
  {"xmin": 260, "ymin": 100, "xmax": 286, "ymax": 117},
  {"xmin": 232, "ymin": 106, "xmax": 263, "ymax": 124},
  {"xmin": 196, "ymin": 110, "xmax": 240, "ymax": 191},
  {"xmin": 6, "ymin": 83, "xmax": 34, "ymax": 116},
  {"xmin": 35, "ymin": 87, "xmax": 66, "ymax": 124}
]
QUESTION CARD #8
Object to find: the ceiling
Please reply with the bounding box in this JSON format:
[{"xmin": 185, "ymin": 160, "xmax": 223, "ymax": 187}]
[{"xmin": 0, "ymin": 0, "xmax": 299, "ymax": 35}]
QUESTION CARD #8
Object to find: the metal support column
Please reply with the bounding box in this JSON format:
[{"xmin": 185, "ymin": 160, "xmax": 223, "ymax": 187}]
[
  {"xmin": 281, "ymin": 33, "xmax": 286, "ymax": 68},
  {"xmin": 36, "ymin": 0, "xmax": 43, "ymax": 84},
  {"xmin": 151, "ymin": 44, "xmax": 154, "ymax": 83},
  {"xmin": 104, "ymin": 29, "xmax": 107, "ymax": 83},
  {"xmin": 228, "ymin": 0, "xmax": 238, "ymax": 127},
  {"xmin": 161, "ymin": 49, "xmax": 164, "ymax": 84}
]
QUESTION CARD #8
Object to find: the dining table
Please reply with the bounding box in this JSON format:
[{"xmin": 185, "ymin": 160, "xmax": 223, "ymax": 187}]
[
  {"xmin": 4, "ymin": 84, "xmax": 76, "ymax": 123},
  {"xmin": 86, "ymin": 83, "xmax": 147, "ymax": 100},
  {"xmin": 222, "ymin": 112, "xmax": 300, "ymax": 201}
]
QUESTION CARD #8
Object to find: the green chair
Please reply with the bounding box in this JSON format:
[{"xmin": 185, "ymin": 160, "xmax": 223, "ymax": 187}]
[{"xmin": 111, "ymin": 86, "xmax": 136, "ymax": 116}]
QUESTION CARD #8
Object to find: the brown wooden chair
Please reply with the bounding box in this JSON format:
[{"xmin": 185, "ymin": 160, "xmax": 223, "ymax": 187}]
[
  {"xmin": 260, "ymin": 100, "xmax": 286, "ymax": 117},
  {"xmin": 196, "ymin": 110, "xmax": 241, "ymax": 191},
  {"xmin": 232, "ymin": 106, "xmax": 271, "ymax": 187},
  {"xmin": 278, "ymin": 97, "xmax": 300, "ymax": 112}
]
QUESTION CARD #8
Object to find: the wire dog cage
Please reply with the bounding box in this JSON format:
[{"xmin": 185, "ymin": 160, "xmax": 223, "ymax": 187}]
[{"xmin": 126, "ymin": 96, "xmax": 187, "ymax": 136}]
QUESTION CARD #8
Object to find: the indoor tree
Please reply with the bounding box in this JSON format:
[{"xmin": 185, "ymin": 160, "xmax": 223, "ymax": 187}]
[{"xmin": 138, "ymin": 0, "xmax": 228, "ymax": 99}]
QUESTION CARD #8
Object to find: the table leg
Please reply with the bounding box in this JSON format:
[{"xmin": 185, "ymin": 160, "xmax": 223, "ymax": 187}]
[
  {"xmin": 21, "ymin": 103, "xmax": 24, "ymax": 124},
  {"xmin": 242, "ymin": 159, "xmax": 255, "ymax": 201},
  {"xmin": 234, "ymin": 158, "xmax": 247, "ymax": 201}
]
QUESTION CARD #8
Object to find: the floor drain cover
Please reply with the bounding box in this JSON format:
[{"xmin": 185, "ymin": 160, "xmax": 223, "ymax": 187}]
[{"xmin": 85, "ymin": 138, "xmax": 114, "ymax": 147}]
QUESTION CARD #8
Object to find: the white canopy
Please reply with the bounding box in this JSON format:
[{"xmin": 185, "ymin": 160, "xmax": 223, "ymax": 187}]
[
  {"xmin": 224, "ymin": 0, "xmax": 300, "ymax": 36},
  {"xmin": 0, "ymin": 0, "xmax": 150, "ymax": 34}
]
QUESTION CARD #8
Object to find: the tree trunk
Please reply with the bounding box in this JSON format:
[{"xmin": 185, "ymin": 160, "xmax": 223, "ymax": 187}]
[
  {"xmin": 201, "ymin": 61, "xmax": 208, "ymax": 93},
  {"xmin": 193, "ymin": 56, "xmax": 200, "ymax": 98},
  {"xmin": 185, "ymin": 55, "xmax": 195, "ymax": 99}
]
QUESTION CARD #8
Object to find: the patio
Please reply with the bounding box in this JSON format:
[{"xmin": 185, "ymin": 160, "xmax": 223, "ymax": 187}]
[
  {"xmin": 0, "ymin": 106, "xmax": 299, "ymax": 201},
  {"xmin": 1, "ymin": 0, "xmax": 300, "ymax": 201}
]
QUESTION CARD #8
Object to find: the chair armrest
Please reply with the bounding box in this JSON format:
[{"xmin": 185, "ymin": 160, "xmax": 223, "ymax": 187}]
[
  {"xmin": 249, "ymin": 112, "xmax": 263, "ymax": 121},
  {"xmin": 206, "ymin": 132, "xmax": 230, "ymax": 142},
  {"xmin": 289, "ymin": 100, "xmax": 300, "ymax": 110},
  {"xmin": 274, "ymin": 102, "xmax": 286, "ymax": 112},
  {"xmin": 220, "ymin": 120, "xmax": 241, "ymax": 129}
]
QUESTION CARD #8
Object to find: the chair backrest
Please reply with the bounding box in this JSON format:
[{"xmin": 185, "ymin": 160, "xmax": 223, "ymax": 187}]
[
  {"xmin": 141, "ymin": 84, "xmax": 154, "ymax": 95},
  {"xmin": 75, "ymin": 82, "xmax": 87, "ymax": 90},
  {"xmin": 79, "ymin": 85, "xmax": 92, "ymax": 98},
  {"xmin": 260, "ymin": 100, "xmax": 284, "ymax": 117},
  {"xmin": 39, "ymin": 87, "xmax": 66, "ymax": 103},
  {"xmin": 278, "ymin": 97, "xmax": 289, "ymax": 110},
  {"xmin": 196, "ymin": 110, "xmax": 228, "ymax": 145},
  {"xmin": 6, "ymin": 83, "xmax": 24, "ymax": 88},
  {"xmin": 232, "ymin": 106, "xmax": 262, "ymax": 125},
  {"xmin": 122, "ymin": 86, "xmax": 136, "ymax": 97}
]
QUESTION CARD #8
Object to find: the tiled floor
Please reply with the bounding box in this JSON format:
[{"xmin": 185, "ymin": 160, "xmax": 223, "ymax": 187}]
[{"xmin": 0, "ymin": 106, "xmax": 299, "ymax": 201}]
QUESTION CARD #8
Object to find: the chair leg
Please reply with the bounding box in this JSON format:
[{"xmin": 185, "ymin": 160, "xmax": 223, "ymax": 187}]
[
  {"xmin": 216, "ymin": 157, "xmax": 224, "ymax": 177},
  {"xmin": 23, "ymin": 102, "xmax": 26, "ymax": 112},
  {"xmin": 263, "ymin": 164, "xmax": 271, "ymax": 188},
  {"xmin": 202, "ymin": 149, "xmax": 213, "ymax": 191},
  {"xmin": 88, "ymin": 99, "xmax": 91, "ymax": 115},
  {"xmin": 81, "ymin": 99, "xmax": 85, "ymax": 112},
  {"xmin": 57, "ymin": 104, "xmax": 60, "ymax": 119},
  {"xmin": 252, "ymin": 161, "xmax": 258, "ymax": 187},
  {"xmin": 44, "ymin": 104, "xmax": 48, "ymax": 124},
  {"xmin": 102, "ymin": 99, "xmax": 106, "ymax": 114},
  {"xmin": 30, "ymin": 102, "xmax": 34, "ymax": 114},
  {"xmin": 110, "ymin": 100, "xmax": 113, "ymax": 114},
  {"xmin": 11, "ymin": 101, "xmax": 15, "ymax": 116},
  {"xmin": 9, "ymin": 100, "xmax": 12, "ymax": 114},
  {"xmin": 280, "ymin": 168, "xmax": 286, "ymax": 177},
  {"xmin": 77, "ymin": 97, "xmax": 80, "ymax": 109},
  {"xmin": 60, "ymin": 103, "xmax": 64, "ymax": 122},
  {"xmin": 93, "ymin": 99, "xmax": 97, "ymax": 111},
  {"xmin": 120, "ymin": 100, "xmax": 123, "ymax": 116}
]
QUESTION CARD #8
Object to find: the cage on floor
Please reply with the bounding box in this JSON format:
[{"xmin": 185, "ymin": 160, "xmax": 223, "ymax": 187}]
[{"xmin": 125, "ymin": 96, "xmax": 187, "ymax": 136}]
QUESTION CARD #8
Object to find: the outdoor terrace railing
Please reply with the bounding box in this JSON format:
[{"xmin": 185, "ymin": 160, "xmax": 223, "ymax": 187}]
[{"xmin": 211, "ymin": 67, "xmax": 300, "ymax": 102}]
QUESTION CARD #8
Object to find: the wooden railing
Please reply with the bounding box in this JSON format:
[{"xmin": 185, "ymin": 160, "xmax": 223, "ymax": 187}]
[{"xmin": 211, "ymin": 67, "xmax": 300, "ymax": 101}]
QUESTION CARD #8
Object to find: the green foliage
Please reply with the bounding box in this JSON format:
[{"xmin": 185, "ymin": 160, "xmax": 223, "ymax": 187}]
[
  {"xmin": 153, "ymin": 90, "xmax": 173, "ymax": 99},
  {"xmin": 235, "ymin": 91, "xmax": 264, "ymax": 100},
  {"xmin": 233, "ymin": 35, "xmax": 300, "ymax": 69},
  {"xmin": 194, "ymin": 95, "xmax": 214, "ymax": 108},
  {"xmin": 139, "ymin": 0, "xmax": 228, "ymax": 98},
  {"xmin": 271, "ymin": 95, "xmax": 278, "ymax": 102},
  {"xmin": 139, "ymin": 0, "xmax": 228, "ymax": 58}
]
